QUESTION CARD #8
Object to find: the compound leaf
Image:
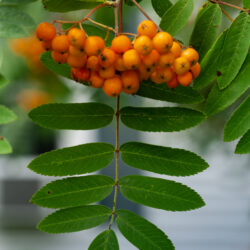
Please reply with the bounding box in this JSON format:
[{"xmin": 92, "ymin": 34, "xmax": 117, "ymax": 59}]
[
  {"xmin": 119, "ymin": 175, "xmax": 205, "ymax": 211},
  {"xmin": 235, "ymin": 130, "xmax": 250, "ymax": 154},
  {"xmin": 224, "ymin": 96, "xmax": 250, "ymax": 142},
  {"xmin": 151, "ymin": 0, "xmax": 172, "ymax": 17},
  {"xmin": 116, "ymin": 209, "xmax": 174, "ymax": 250},
  {"xmin": 29, "ymin": 103, "xmax": 114, "ymax": 130},
  {"xmin": 88, "ymin": 229, "xmax": 119, "ymax": 250},
  {"xmin": 120, "ymin": 142, "xmax": 209, "ymax": 176},
  {"xmin": 0, "ymin": 74, "xmax": 8, "ymax": 88},
  {"xmin": 31, "ymin": 175, "xmax": 114, "ymax": 208},
  {"xmin": 38, "ymin": 205, "xmax": 111, "ymax": 234},
  {"xmin": 0, "ymin": 137, "xmax": 12, "ymax": 154},
  {"xmin": 28, "ymin": 143, "xmax": 114, "ymax": 176},
  {"xmin": 120, "ymin": 106, "xmax": 205, "ymax": 132},
  {"xmin": 0, "ymin": 105, "xmax": 17, "ymax": 125},
  {"xmin": 160, "ymin": 0, "xmax": 194, "ymax": 36}
]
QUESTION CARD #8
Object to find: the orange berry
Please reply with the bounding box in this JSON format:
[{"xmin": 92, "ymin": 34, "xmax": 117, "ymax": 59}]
[
  {"xmin": 84, "ymin": 36, "xmax": 105, "ymax": 56},
  {"xmin": 151, "ymin": 67, "xmax": 174, "ymax": 84},
  {"xmin": 36, "ymin": 22, "xmax": 56, "ymax": 41},
  {"xmin": 69, "ymin": 45, "xmax": 85, "ymax": 57},
  {"xmin": 170, "ymin": 41, "xmax": 182, "ymax": 58},
  {"xmin": 134, "ymin": 35, "xmax": 153, "ymax": 56},
  {"xmin": 115, "ymin": 55, "xmax": 127, "ymax": 71},
  {"xmin": 71, "ymin": 67, "xmax": 90, "ymax": 83},
  {"xmin": 99, "ymin": 66, "xmax": 116, "ymax": 79},
  {"xmin": 52, "ymin": 35, "xmax": 69, "ymax": 54},
  {"xmin": 123, "ymin": 49, "xmax": 141, "ymax": 70},
  {"xmin": 87, "ymin": 56, "xmax": 100, "ymax": 71},
  {"xmin": 181, "ymin": 48, "xmax": 199, "ymax": 66},
  {"xmin": 103, "ymin": 77, "xmax": 123, "ymax": 97},
  {"xmin": 153, "ymin": 32, "xmax": 173, "ymax": 54},
  {"xmin": 89, "ymin": 72, "xmax": 104, "ymax": 88},
  {"xmin": 99, "ymin": 48, "xmax": 117, "ymax": 67},
  {"xmin": 51, "ymin": 51, "xmax": 69, "ymax": 64},
  {"xmin": 174, "ymin": 57, "xmax": 191, "ymax": 75},
  {"xmin": 141, "ymin": 49, "xmax": 160, "ymax": 68},
  {"xmin": 167, "ymin": 75, "xmax": 179, "ymax": 88},
  {"xmin": 67, "ymin": 54, "xmax": 87, "ymax": 68},
  {"xmin": 67, "ymin": 28, "xmax": 86, "ymax": 48},
  {"xmin": 190, "ymin": 63, "xmax": 201, "ymax": 79},
  {"xmin": 42, "ymin": 40, "xmax": 52, "ymax": 51},
  {"xmin": 177, "ymin": 72, "xmax": 193, "ymax": 86},
  {"xmin": 121, "ymin": 70, "xmax": 140, "ymax": 94},
  {"xmin": 159, "ymin": 52, "xmax": 175, "ymax": 68},
  {"xmin": 111, "ymin": 35, "xmax": 132, "ymax": 54},
  {"xmin": 137, "ymin": 20, "xmax": 157, "ymax": 39},
  {"xmin": 138, "ymin": 64, "xmax": 153, "ymax": 81}
]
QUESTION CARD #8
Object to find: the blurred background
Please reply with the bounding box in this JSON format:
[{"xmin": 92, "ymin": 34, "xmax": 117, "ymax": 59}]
[{"xmin": 0, "ymin": 0, "xmax": 249, "ymax": 249}]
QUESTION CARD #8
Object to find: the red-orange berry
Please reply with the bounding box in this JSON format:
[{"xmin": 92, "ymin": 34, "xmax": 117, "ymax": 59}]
[
  {"xmin": 190, "ymin": 63, "xmax": 201, "ymax": 79},
  {"xmin": 181, "ymin": 48, "xmax": 199, "ymax": 66},
  {"xmin": 137, "ymin": 20, "xmax": 157, "ymax": 39},
  {"xmin": 71, "ymin": 67, "xmax": 90, "ymax": 83},
  {"xmin": 99, "ymin": 48, "xmax": 117, "ymax": 67},
  {"xmin": 121, "ymin": 70, "xmax": 140, "ymax": 94},
  {"xmin": 89, "ymin": 72, "xmax": 104, "ymax": 88},
  {"xmin": 51, "ymin": 51, "xmax": 69, "ymax": 64},
  {"xmin": 170, "ymin": 41, "xmax": 182, "ymax": 58},
  {"xmin": 42, "ymin": 40, "xmax": 52, "ymax": 51},
  {"xmin": 36, "ymin": 22, "xmax": 56, "ymax": 41},
  {"xmin": 167, "ymin": 75, "xmax": 179, "ymax": 88},
  {"xmin": 123, "ymin": 49, "xmax": 141, "ymax": 70},
  {"xmin": 67, "ymin": 28, "xmax": 86, "ymax": 48},
  {"xmin": 115, "ymin": 55, "xmax": 127, "ymax": 72},
  {"xmin": 69, "ymin": 45, "xmax": 85, "ymax": 57},
  {"xmin": 159, "ymin": 52, "xmax": 175, "ymax": 68},
  {"xmin": 138, "ymin": 64, "xmax": 153, "ymax": 81},
  {"xmin": 153, "ymin": 32, "xmax": 173, "ymax": 54},
  {"xmin": 111, "ymin": 35, "xmax": 132, "ymax": 54},
  {"xmin": 52, "ymin": 35, "xmax": 70, "ymax": 54},
  {"xmin": 151, "ymin": 67, "xmax": 174, "ymax": 84},
  {"xmin": 103, "ymin": 77, "xmax": 123, "ymax": 97},
  {"xmin": 67, "ymin": 54, "xmax": 87, "ymax": 68},
  {"xmin": 174, "ymin": 57, "xmax": 191, "ymax": 75},
  {"xmin": 141, "ymin": 49, "xmax": 160, "ymax": 68},
  {"xmin": 87, "ymin": 56, "xmax": 100, "ymax": 71},
  {"xmin": 134, "ymin": 35, "xmax": 153, "ymax": 56},
  {"xmin": 177, "ymin": 72, "xmax": 193, "ymax": 86},
  {"xmin": 84, "ymin": 36, "xmax": 105, "ymax": 56},
  {"xmin": 99, "ymin": 66, "xmax": 116, "ymax": 79}
]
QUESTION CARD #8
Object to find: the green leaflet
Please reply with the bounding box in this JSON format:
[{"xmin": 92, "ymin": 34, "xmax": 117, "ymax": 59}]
[
  {"xmin": 151, "ymin": 0, "xmax": 172, "ymax": 17},
  {"xmin": 0, "ymin": 74, "xmax": 8, "ymax": 88},
  {"xmin": 120, "ymin": 106, "xmax": 206, "ymax": 132},
  {"xmin": 0, "ymin": 0, "xmax": 38, "ymax": 4},
  {"xmin": 31, "ymin": 175, "xmax": 114, "ymax": 208},
  {"xmin": 0, "ymin": 105, "xmax": 17, "ymax": 125},
  {"xmin": 119, "ymin": 175, "xmax": 205, "ymax": 211},
  {"xmin": 116, "ymin": 209, "xmax": 174, "ymax": 250},
  {"xmin": 243, "ymin": 0, "xmax": 250, "ymax": 9},
  {"xmin": 88, "ymin": 230, "xmax": 119, "ymax": 250},
  {"xmin": 0, "ymin": 137, "xmax": 12, "ymax": 154},
  {"xmin": 190, "ymin": 2, "xmax": 222, "ymax": 60},
  {"xmin": 38, "ymin": 205, "xmax": 111, "ymax": 234},
  {"xmin": 205, "ymin": 53, "xmax": 250, "ymax": 116},
  {"xmin": 120, "ymin": 142, "xmax": 209, "ymax": 176},
  {"xmin": 136, "ymin": 80, "xmax": 204, "ymax": 104},
  {"xmin": 28, "ymin": 143, "xmax": 114, "ymax": 176},
  {"xmin": 235, "ymin": 130, "xmax": 250, "ymax": 154},
  {"xmin": 124, "ymin": 0, "xmax": 143, "ymax": 6},
  {"xmin": 217, "ymin": 12, "xmax": 250, "ymax": 89},
  {"xmin": 29, "ymin": 103, "xmax": 114, "ymax": 130},
  {"xmin": 0, "ymin": 6, "xmax": 35, "ymax": 38},
  {"xmin": 224, "ymin": 96, "xmax": 250, "ymax": 142},
  {"xmin": 160, "ymin": 0, "xmax": 194, "ymax": 35},
  {"xmin": 193, "ymin": 29, "xmax": 227, "ymax": 90}
]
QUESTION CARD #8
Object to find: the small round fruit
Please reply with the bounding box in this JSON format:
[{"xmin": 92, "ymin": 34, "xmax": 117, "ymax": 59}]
[
  {"xmin": 69, "ymin": 45, "xmax": 85, "ymax": 57},
  {"xmin": 123, "ymin": 49, "xmax": 141, "ymax": 70},
  {"xmin": 103, "ymin": 77, "xmax": 123, "ymax": 97},
  {"xmin": 111, "ymin": 35, "xmax": 132, "ymax": 54},
  {"xmin": 84, "ymin": 36, "xmax": 105, "ymax": 56},
  {"xmin": 42, "ymin": 40, "xmax": 52, "ymax": 51},
  {"xmin": 115, "ymin": 55, "xmax": 127, "ymax": 71},
  {"xmin": 174, "ymin": 57, "xmax": 191, "ymax": 75},
  {"xmin": 51, "ymin": 51, "xmax": 69, "ymax": 64},
  {"xmin": 170, "ymin": 41, "xmax": 182, "ymax": 58},
  {"xmin": 121, "ymin": 70, "xmax": 140, "ymax": 94},
  {"xmin": 190, "ymin": 62, "xmax": 201, "ymax": 79},
  {"xmin": 99, "ymin": 66, "xmax": 116, "ymax": 79},
  {"xmin": 99, "ymin": 48, "xmax": 117, "ymax": 67},
  {"xmin": 71, "ymin": 67, "xmax": 90, "ymax": 83},
  {"xmin": 36, "ymin": 22, "xmax": 56, "ymax": 41},
  {"xmin": 159, "ymin": 52, "xmax": 175, "ymax": 68},
  {"xmin": 134, "ymin": 35, "xmax": 153, "ymax": 56},
  {"xmin": 138, "ymin": 64, "xmax": 153, "ymax": 81},
  {"xmin": 137, "ymin": 20, "xmax": 157, "ymax": 38},
  {"xmin": 181, "ymin": 48, "xmax": 199, "ymax": 66},
  {"xmin": 177, "ymin": 72, "xmax": 193, "ymax": 86},
  {"xmin": 167, "ymin": 75, "xmax": 179, "ymax": 88},
  {"xmin": 67, "ymin": 54, "xmax": 87, "ymax": 68},
  {"xmin": 87, "ymin": 56, "xmax": 100, "ymax": 71},
  {"xmin": 52, "ymin": 35, "xmax": 70, "ymax": 54},
  {"xmin": 153, "ymin": 32, "xmax": 173, "ymax": 54},
  {"xmin": 151, "ymin": 67, "xmax": 173, "ymax": 84},
  {"xmin": 89, "ymin": 72, "xmax": 104, "ymax": 88},
  {"xmin": 141, "ymin": 49, "xmax": 160, "ymax": 68},
  {"xmin": 67, "ymin": 28, "xmax": 86, "ymax": 48}
]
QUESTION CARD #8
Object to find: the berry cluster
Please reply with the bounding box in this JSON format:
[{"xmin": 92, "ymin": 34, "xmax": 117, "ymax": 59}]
[{"xmin": 36, "ymin": 20, "xmax": 201, "ymax": 97}]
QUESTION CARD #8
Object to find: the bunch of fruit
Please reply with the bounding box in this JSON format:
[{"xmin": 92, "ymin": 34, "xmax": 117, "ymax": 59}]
[{"xmin": 36, "ymin": 20, "xmax": 201, "ymax": 97}]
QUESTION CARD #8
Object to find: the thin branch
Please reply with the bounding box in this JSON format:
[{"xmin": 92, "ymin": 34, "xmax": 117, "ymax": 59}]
[
  {"xmin": 86, "ymin": 18, "xmax": 116, "ymax": 33},
  {"xmin": 210, "ymin": 0, "xmax": 250, "ymax": 13},
  {"xmin": 221, "ymin": 7, "xmax": 234, "ymax": 22}
]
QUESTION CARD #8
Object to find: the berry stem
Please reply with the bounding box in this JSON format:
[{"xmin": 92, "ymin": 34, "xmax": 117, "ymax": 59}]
[
  {"xmin": 209, "ymin": 0, "xmax": 250, "ymax": 13},
  {"xmin": 221, "ymin": 7, "xmax": 234, "ymax": 22}
]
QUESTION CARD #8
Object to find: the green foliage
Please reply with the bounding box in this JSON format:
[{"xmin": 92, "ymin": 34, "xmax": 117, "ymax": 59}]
[
  {"xmin": 120, "ymin": 142, "xmax": 209, "ymax": 176},
  {"xmin": 0, "ymin": 137, "xmax": 12, "ymax": 154},
  {"xmin": 151, "ymin": 0, "xmax": 172, "ymax": 17},
  {"xmin": 89, "ymin": 230, "xmax": 119, "ymax": 250},
  {"xmin": 205, "ymin": 53, "xmax": 250, "ymax": 116},
  {"xmin": 217, "ymin": 12, "xmax": 250, "ymax": 89},
  {"xmin": 38, "ymin": 205, "xmax": 111, "ymax": 233},
  {"xmin": 120, "ymin": 106, "xmax": 205, "ymax": 132},
  {"xmin": 0, "ymin": 0, "xmax": 38, "ymax": 4},
  {"xmin": 116, "ymin": 209, "xmax": 174, "ymax": 250},
  {"xmin": 28, "ymin": 143, "xmax": 114, "ymax": 176},
  {"xmin": 29, "ymin": 103, "xmax": 114, "ymax": 130},
  {"xmin": 160, "ymin": 0, "xmax": 194, "ymax": 35},
  {"xmin": 137, "ymin": 80, "xmax": 204, "ymax": 104},
  {"xmin": 124, "ymin": 0, "xmax": 143, "ymax": 6},
  {"xmin": 0, "ymin": 6, "xmax": 35, "ymax": 38},
  {"xmin": 190, "ymin": 2, "xmax": 222, "ymax": 60},
  {"xmin": 224, "ymin": 96, "xmax": 250, "ymax": 142},
  {"xmin": 119, "ymin": 175, "xmax": 205, "ymax": 211},
  {"xmin": 31, "ymin": 175, "xmax": 114, "ymax": 208},
  {"xmin": 243, "ymin": 0, "xmax": 250, "ymax": 9},
  {"xmin": 0, "ymin": 74, "xmax": 8, "ymax": 88},
  {"xmin": 235, "ymin": 130, "xmax": 250, "ymax": 154},
  {"xmin": 0, "ymin": 105, "xmax": 17, "ymax": 124}
]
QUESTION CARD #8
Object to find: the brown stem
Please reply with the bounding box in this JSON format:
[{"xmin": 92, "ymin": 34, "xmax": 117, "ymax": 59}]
[
  {"xmin": 221, "ymin": 7, "xmax": 234, "ymax": 22},
  {"xmin": 210, "ymin": 0, "xmax": 250, "ymax": 13}
]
